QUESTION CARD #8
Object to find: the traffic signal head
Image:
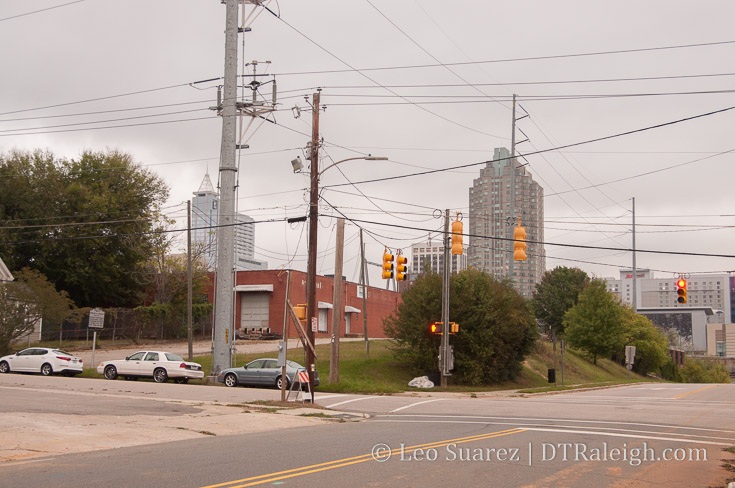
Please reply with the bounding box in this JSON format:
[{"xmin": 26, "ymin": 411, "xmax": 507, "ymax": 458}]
[
  {"xmin": 451, "ymin": 220, "xmax": 463, "ymax": 255},
  {"xmin": 294, "ymin": 304, "xmax": 307, "ymax": 320},
  {"xmin": 382, "ymin": 252, "xmax": 394, "ymax": 279},
  {"xmin": 513, "ymin": 225, "xmax": 527, "ymax": 261},
  {"xmin": 396, "ymin": 254, "xmax": 408, "ymax": 281},
  {"xmin": 676, "ymin": 279, "xmax": 687, "ymax": 304},
  {"xmin": 430, "ymin": 322, "xmax": 443, "ymax": 335}
]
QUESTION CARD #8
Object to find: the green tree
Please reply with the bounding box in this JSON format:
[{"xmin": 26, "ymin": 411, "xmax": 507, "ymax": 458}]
[
  {"xmin": 621, "ymin": 308, "xmax": 669, "ymax": 375},
  {"xmin": 384, "ymin": 268, "xmax": 537, "ymax": 385},
  {"xmin": 0, "ymin": 149, "xmax": 169, "ymax": 308},
  {"xmin": 0, "ymin": 268, "xmax": 74, "ymax": 355},
  {"xmin": 531, "ymin": 266, "xmax": 590, "ymax": 338},
  {"xmin": 564, "ymin": 280, "xmax": 625, "ymax": 364}
]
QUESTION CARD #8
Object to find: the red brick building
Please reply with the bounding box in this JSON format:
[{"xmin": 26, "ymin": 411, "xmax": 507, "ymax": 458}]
[{"xmin": 206, "ymin": 269, "xmax": 400, "ymax": 339}]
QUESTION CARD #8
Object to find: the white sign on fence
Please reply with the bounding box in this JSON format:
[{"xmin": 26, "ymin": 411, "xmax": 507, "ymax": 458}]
[{"xmin": 88, "ymin": 308, "xmax": 105, "ymax": 329}]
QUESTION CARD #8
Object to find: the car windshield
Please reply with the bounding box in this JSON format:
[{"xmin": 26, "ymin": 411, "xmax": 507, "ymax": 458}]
[{"xmin": 165, "ymin": 353, "xmax": 184, "ymax": 362}]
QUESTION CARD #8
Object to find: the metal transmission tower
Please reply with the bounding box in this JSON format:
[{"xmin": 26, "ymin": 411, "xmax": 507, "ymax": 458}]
[{"xmin": 212, "ymin": 0, "xmax": 275, "ymax": 375}]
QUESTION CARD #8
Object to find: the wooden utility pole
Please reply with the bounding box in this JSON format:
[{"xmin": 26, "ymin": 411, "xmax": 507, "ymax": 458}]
[
  {"xmin": 305, "ymin": 91, "xmax": 320, "ymax": 396},
  {"xmin": 187, "ymin": 200, "xmax": 193, "ymax": 361},
  {"xmin": 330, "ymin": 218, "xmax": 345, "ymax": 383}
]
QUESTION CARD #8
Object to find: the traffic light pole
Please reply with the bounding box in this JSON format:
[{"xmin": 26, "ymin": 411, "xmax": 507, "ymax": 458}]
[{"xmin": 440, "ymin": 209, "xmax": 451, "ymax": 387}]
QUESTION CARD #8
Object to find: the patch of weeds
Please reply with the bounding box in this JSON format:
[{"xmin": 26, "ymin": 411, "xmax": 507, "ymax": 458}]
[
  {"xmin": 300, "ymin": 413, "xmax": 335, "ymax": 418},
  {"xmin": 198, "ymin": 430, "xmax": 216, "ymax": 436}
]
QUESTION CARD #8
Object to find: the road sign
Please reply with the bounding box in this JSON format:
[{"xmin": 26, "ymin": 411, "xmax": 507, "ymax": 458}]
[
  {"xmin": 88, "ymin": 308, "xmax": 105, "ymax": 329},
  {"xmin": 311, "ymin": 317, "xmax": 318, "ymax": 332},
  {"xmin": 625, "ymin": 345, "xmax": 637, "ymax": 366}
]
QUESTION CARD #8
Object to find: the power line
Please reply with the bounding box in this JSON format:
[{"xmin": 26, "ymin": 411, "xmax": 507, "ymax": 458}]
[
  {"xmin": 272, "ymin": 39, "xmax": 735, "ymax": 76},
  {"xmin": 0, "ymin": 114, "xmax": 216, "ymax": 137},
  {"xmin": 338, "ymin": 216, "xmax": 735, "ymax": 260},
  {"xmin": 322, "ymin": 105, "xmax": 735, "ymax": 189},
  {"xmin": 0, "ymin": 0, "xmax": 87, "ymax": 23}
]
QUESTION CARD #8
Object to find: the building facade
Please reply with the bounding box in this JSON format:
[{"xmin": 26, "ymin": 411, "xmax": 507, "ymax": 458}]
[
  {"xmin": 604, "ymin": 269, "xmax": 731, "ymax": 324},
  {"xmin": 205, "ymin": 269, "xmax": 400, "ymax": 340},
  {"xmin": 191, "ymin": 173, "xmax": 267, "ymax": 271},
  {"xmin": 468, "ymin": 147, "xmax": 545, "ymax": 296},
  {"xmin": 409, "ymin": 240, "xmax": 467, "ymax": 277}
]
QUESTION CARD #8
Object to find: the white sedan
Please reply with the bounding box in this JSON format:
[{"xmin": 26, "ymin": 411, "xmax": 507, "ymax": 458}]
[
  {"xmin": 0, "ymin": 347, "xmax": 83, "ymax": 376},
  {"xmin": 97, "ymin": 350, "xmax": 205, "ymax": 384}
]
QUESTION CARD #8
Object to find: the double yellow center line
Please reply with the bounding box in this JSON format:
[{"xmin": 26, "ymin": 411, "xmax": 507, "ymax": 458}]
[
  {"xmin": 201, "ymin": 427, "xmax": 526, "ymax": 488},
  {"xmin": 672, "ymin": 384, "xmax": 721, "ymax": 399}
]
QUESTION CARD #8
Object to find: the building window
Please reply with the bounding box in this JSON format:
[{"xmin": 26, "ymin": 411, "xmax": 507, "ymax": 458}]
[{"xmin": 717, "ymin": 342, "xmax": 726, "ymax": 357}]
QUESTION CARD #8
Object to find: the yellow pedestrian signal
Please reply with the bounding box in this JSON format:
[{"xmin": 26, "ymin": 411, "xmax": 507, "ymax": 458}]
[
  {"xmin": 382, "ymin": 251, "xmax": 394, "ymax": 279},
  {"xmin": 396, "ymin": 254, "xmax": 408, "ymax": 281},
  {"xmin": 513, "ymin": 223, "xmax": 527, "ymax": 261},
  {"xmin": 676, "ymin": 279, "xmax": 687, "ymax": 304},
  {"xmin": 430, "ymin": 322, "xmax": 443, "ymax": 335},
  {"xmin": 451, "ymin": 218, "xmax": 463, "ymax": 255}
]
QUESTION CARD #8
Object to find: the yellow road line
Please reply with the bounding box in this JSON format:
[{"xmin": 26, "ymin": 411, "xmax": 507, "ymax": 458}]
[
  {"xmin": 201, "ymin": 427, "xmax": 526, "ymax": 488},
  {"xmin": 672, "ymin": 384, "xmax": 721, "ymax": 399}
]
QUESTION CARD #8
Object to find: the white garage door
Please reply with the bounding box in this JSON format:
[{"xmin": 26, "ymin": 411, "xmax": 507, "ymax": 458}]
[{"xmin": 240, "ymin": 292, "xmax": 270, "ymax": 330}]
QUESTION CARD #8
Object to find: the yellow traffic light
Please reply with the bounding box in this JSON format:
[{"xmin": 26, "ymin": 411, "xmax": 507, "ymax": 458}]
[
  {"xmin": 676, "ymin": 279, "xmax": 687, "ymax": 304},
  {"xmin": 396, "ymin": 254, "xmax": 408, "ymax": 281},
  {"xmin": 382, "ymin": 251, "xmax": 394, "ymax": 279},
  {"xmin": 430, "ymin": 322, "xmax": 443, "ymax": 335},
  {"xmin": 451, "ymin": 218, "xmax": 463, "ymax": 255},
  {"xmin": 513, "ymin": 224, "xmax": 527, "ymax": 261},
  {"xmin": 294, "ymin": 304, "xmax": 307, "ymax": 320},
  {"xmin": 450, "ymin": 322, "xmax": 459, "ymax": 334}
]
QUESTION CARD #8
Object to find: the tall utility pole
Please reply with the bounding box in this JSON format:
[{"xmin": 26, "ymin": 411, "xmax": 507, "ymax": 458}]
[
  {"xmin": 187, "ymin": 200, "xmax": 193, "ymax": 361},
  {"xmin": 508, "ymin": 94, "xmax": 517, "ymax": 283},
  {"xmin": 212, "ymin": 0, "xmax": 239, "ymax": 375},
  {"xmin": 305, "ymin": 91, "xmax": 321, "ymax": 395},
  {"xmin": 632, "ymin": 197, "xmax": 638, "ymax": 312},
  {"xmin": 440, "ymin": 209, "xmax": 451, "ymax": 387},
  {"xmin": 330, "ymin": 218, "xmax": 345, "ymax": 383}
]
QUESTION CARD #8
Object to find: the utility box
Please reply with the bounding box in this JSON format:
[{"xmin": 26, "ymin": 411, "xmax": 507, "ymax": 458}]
[{"xmin": 548, "ymin": 368, "xmax": 556, "ymax": 383}]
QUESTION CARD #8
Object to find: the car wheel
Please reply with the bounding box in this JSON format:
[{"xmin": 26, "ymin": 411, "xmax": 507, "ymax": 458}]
[
  {"xmin": 0, "ymin": 361, "xmax": 9, "ymax": 374},
  {"xmin": 153, "ymin": 368, "xmax": 168, "ymax": 383},
  {"xmin": 276, "ymin": 376, "xmax": 290, "ymax": 390},
  {"xmin": 104, "ymin": 365, "xmax": 118, "ymax": 380},
  {"xmin": 224, "ymin": 373, "xmax": 237, "ymax": 387},
  {"xmin": 41, "ymin": 363, "xmax": 53, "ymax": 376}
]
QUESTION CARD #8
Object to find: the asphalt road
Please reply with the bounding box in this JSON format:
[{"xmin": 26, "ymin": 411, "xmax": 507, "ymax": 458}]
[{"xmin": 1, "ymin": 375, "xmax": 733, "ymax": 487}]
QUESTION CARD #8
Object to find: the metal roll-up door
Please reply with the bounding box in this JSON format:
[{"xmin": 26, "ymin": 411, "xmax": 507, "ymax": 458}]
[{"xmin": 240, "ymin": 292, "xmax": 270, "ymax": 331}]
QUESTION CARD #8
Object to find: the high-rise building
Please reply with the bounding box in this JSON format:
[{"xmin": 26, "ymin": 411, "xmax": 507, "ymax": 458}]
[
  {"xmin": 409, "ymin": 240, "xmax": 467, "ymax": 277},
  {"xmin": 468, "ymin": 147, "xmax": 545, "ymax": 296},
  {"xmin": 191, "ymin": 173, "xmax": 267, "ymax": 271}
]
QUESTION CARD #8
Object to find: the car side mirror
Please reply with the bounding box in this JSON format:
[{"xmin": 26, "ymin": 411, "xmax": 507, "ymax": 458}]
[{"xmin": 125, "ymin": 356, "xmax": 130, "ymax": 360}]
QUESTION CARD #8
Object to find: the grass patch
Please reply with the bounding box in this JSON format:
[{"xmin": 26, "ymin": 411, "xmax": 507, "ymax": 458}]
[
  {"xmin": 189, "ymin": 338, "xmax": 653, "ymax": 395},
  {"xmin": 300, "ymin": 412, "xmax": 336, "ymax": 418}
]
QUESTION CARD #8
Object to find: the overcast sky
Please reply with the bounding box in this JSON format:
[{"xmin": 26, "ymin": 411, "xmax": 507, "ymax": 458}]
[{"xmin": 2, "ymin": 0, "xmax": 735, "ymax": 286}]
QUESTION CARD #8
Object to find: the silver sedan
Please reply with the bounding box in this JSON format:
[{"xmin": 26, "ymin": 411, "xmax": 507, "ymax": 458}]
[{"xmin": 216, "ymin": 358, "xmax": 319, "ymax": 389}]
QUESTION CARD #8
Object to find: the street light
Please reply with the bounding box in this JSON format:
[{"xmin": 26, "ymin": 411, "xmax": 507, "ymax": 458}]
[{"xmin": 301, "ymin": 153, "xmax": 387, "ymax": 396}]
